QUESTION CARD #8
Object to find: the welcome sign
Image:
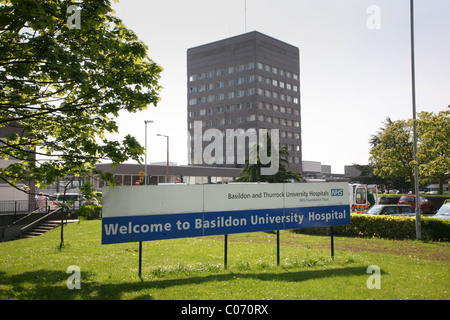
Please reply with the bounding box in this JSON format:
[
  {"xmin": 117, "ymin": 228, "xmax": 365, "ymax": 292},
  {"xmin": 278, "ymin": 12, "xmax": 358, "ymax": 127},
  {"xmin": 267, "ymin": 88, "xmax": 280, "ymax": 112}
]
[{"xmin": 101, "ymin": 182, "xmax": 350, "ymax": 244}]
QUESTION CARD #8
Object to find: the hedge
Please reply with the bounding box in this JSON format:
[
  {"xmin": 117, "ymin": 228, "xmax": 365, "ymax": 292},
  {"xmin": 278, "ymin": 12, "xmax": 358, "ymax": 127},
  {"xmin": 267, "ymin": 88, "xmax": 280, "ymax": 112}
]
[{"xmin": 293, "ymin": 213, "xmax": 450, "ymax": 242}]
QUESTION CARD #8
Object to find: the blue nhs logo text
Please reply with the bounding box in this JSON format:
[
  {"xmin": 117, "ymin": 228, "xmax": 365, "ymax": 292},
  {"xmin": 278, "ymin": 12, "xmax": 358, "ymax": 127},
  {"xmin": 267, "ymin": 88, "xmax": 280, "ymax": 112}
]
[{"xmin": 331, "ymin": 189, "xmax": 344, "ymax": 196}]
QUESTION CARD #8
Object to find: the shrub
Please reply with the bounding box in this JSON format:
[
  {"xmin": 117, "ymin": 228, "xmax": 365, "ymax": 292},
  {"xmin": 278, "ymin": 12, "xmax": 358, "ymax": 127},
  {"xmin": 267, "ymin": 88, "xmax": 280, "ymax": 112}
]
[
  {"xmin": 422, "ymin": 217, "xmax": 450, "ymax": 241},
  {"xmin": 76, "ymin": 204, "xmax": 102, "ymax": 220},
  {"xmin": 293, "ymin": 213, "xmax": 450, "ymax": 241}
]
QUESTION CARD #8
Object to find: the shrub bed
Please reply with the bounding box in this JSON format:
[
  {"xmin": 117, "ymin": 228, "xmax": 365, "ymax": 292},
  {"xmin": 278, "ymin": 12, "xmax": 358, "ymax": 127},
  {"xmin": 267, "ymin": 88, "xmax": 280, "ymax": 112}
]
[
  {"xmin": 75, "ymin": 204, "xmax": 102, "ymax": 220},
  {"xmin": 293, "ymin": 213, "xmax": 450, "ymax": 241}
]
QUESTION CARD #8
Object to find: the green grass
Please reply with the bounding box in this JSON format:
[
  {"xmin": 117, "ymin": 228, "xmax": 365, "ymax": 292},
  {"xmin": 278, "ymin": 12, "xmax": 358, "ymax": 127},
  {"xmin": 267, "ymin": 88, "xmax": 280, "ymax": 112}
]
[{"xmin": 0, "ymin": 220, "xmax": 449, "ymax": 300}]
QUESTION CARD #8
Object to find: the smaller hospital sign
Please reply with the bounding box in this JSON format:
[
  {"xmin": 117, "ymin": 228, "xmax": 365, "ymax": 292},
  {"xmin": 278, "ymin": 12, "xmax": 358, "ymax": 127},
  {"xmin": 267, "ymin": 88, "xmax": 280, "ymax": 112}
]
[{"xmin": 101, "ymin": 183, "xmax": 350, "ymax": 245}]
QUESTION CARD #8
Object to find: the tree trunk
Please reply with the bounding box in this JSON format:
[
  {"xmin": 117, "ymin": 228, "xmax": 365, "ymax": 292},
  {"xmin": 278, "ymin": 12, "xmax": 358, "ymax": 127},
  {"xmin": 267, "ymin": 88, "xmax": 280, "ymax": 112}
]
[
  {"xmin": 410, "ymin": 175, "xmax": 416, "ymax": 193},
  {"xmin": 59, "ymin": 214, "xmax": 64, "ymax": 249},
  {"xmin": 438, "ymin": 176, "xmax": 444, "ymax": 195}
]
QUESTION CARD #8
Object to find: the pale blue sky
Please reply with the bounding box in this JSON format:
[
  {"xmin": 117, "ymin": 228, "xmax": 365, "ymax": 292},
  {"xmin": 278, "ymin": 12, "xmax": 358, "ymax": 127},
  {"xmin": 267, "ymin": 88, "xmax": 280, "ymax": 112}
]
[{"xmin": 109, "ymin": 0, "xmax": 450, "ymax": 173}]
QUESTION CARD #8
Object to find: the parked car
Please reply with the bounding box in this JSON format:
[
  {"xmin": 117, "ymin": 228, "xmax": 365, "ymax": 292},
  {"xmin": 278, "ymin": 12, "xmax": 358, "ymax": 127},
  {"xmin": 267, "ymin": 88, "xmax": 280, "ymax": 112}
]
[
  {"xmin": 49, "ymin": 193, "xmax": 84, "ymax": 211},
  {"xmin": 367, "ymin": 204, "xmax": 415, "ymax": 216},
  {"xmin": 430, "ymin": 203, "xmax": 450, "ymax": 220},
  {"xmin": 398, "ymin": 195, "xmax": 433, "ymax": 213}
]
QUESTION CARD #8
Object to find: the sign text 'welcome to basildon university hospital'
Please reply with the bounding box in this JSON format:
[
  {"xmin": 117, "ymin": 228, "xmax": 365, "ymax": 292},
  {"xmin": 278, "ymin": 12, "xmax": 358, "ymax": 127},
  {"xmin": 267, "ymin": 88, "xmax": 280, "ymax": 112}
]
[{"xmin": 101, "ymin": 182, "xmax": 350, "ymax": 244}]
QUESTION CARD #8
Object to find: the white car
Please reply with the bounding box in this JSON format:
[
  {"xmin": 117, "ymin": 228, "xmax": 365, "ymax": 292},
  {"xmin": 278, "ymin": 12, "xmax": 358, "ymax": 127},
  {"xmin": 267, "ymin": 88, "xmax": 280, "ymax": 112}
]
[
  {"xmin": 49, "ymin": 193, "xmax": 84, "ymax": 211},
  {"xmin": 431, "ymin": 203, "xmax": 450, "ymax": 220}
]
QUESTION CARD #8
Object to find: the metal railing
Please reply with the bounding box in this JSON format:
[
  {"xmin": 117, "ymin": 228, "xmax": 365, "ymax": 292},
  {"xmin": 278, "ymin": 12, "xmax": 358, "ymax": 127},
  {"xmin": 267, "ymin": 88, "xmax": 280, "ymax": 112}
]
[
  {"xmin": 0, "ymin": 200, "xmax": 35, "ymax": 214},
  {"xmin": 20, "ymin": 207, "xmax": 63, "ymax": 234}
]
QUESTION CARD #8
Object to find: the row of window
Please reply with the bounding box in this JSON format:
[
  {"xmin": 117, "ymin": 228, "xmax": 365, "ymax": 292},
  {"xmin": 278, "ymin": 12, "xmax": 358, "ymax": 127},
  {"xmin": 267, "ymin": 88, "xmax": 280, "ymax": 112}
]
[
  {"xmin": 189, "ymin": 75, "xmax": 255, "ymax": 93},
  {"xmin": 188, "ymin": 116, "xmax": 300, "ymax": 128},
  {"xmin": 189, "ymin": 62, "xmax": 256, "ymax": 82},
  {"xmin": 184, "ymin": 176, "xmax": 235, "ymax": 184},
  {"xmin": 257, "ymin": 62, "xmax": 299, "ymax": 81},
  {"xmin": 188, "ymin": 88, "xmax": 299, "ymax": 106},
  {"xmin": 104, "ymin": 174, "xmax": 235, "ymax": 186},
  {"xmin": 189, "ymin": 153, "xmax": 301, "ymax": 166},
  {"xmin": 260, "ymin": 76, "xmax": 299, "ymax": 92},
  {"xmin": 192, "ymin": 141, "xmax": 300, "ymax": 153},
  {"xmin": 190, "ymin": 129, "xmax": 300, "ymax": 141},
  {"xmin": 189, "ymin": 88, "xmax": 256, "ymax": 105},
  {"xmin": 189, "ymin": 101, "xmax": 300, "ymax": 117},
  {"xmin": 188, "ymin": 75, "xmax": 298, "ymax": 94},
  {"xmin": 289, "ymin": 156, "xmax": 301, "ymax": 164},
  {"xmin": 188, "ymin": 62, "xmax": 299, "ymax": 83},
  {"xmin": 257, "ymin": 88, "xmax": 300, "ymax": 104},
  {"xmin": 258, "ymin": 101, "xmax": 300, "ymax": 115}
]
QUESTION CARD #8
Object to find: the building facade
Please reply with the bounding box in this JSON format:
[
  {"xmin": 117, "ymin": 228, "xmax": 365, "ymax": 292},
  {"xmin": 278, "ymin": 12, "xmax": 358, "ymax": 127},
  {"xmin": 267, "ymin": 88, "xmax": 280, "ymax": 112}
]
[
  {"xmin": 0, "ymin": 126, "xmax": 35, "ymax": 203},
  {"xmin": 187, "ymin": 31, "xmax": 302, "ymax": 173},
  {"xmin": 93, "ymin": 163, "xmax": 241, "ymax": 188}
]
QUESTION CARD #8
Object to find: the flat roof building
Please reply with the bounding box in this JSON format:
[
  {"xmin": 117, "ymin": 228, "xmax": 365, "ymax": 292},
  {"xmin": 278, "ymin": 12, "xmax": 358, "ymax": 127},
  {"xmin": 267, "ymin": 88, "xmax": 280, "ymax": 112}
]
[{"xmin": 187, "ymin": 31, "xmax": 302, "ymax": 173}]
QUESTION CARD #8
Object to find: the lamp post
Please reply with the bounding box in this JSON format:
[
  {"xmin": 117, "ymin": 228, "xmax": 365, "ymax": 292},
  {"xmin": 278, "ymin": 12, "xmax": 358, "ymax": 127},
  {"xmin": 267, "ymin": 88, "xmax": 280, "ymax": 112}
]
[
  {"xmin": 409, "ymin": 0, "xmax": 421, "ymax": 239},
  {"xmin": 139, "ymin": 120, "xmax": 153, "ymax": 278},
  {"xmin": 144, "ymin": 120, "xmax": 153, "ymax": 185},
  {"xmin": 157, "ymin": 134, "xmax": 169, "ymax": 183}
]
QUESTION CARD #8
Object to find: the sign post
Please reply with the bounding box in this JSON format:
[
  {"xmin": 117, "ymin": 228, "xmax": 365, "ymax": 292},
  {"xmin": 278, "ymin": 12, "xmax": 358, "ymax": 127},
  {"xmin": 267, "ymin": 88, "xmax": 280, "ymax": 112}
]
[
  {"xmin": 139, "ymin": 171, "xmax": 145, "ymax": 184},
  {"xmin": 101, "ymin": 183, "xmax": 351, "ymax": 274},
  {"xmin": 224, "ymin": 234, "xmax": 228, "ymax": 269},
  {"xmin": 138, "ymin": 241, "xmax": 142, "ymax": 278},
  {"xmin": 330, "ymin": 226, "xmax": 335, "ymax": 260},
  {"xmin": 276, "ymin": 230, "xmax": 280, "ymax": 266}
]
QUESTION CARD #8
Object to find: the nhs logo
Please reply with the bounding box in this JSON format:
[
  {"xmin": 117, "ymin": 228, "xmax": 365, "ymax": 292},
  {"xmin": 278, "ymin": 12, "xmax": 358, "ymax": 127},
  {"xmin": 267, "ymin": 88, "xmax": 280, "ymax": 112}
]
[{"xmin": 331, "ymin": 189, "xmax": 344, "ymax": 197}]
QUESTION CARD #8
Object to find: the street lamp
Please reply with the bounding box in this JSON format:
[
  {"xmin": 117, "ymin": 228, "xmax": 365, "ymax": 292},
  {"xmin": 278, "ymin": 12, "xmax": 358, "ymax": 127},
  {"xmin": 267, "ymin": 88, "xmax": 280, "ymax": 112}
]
[
  {"xmin": 409, "ymin": 0, "xmax": 421, "ymax": 239},
  {"xmin": 140, "ymin": 120, "xmax": 154, "ymax": 278},
  {"xmin": 157, "ymin": 134, "xmax": 169, "ymax": 183},
  {"xmin": 144, "ymin": 120, "xmax": 153, "ymax": 185}
]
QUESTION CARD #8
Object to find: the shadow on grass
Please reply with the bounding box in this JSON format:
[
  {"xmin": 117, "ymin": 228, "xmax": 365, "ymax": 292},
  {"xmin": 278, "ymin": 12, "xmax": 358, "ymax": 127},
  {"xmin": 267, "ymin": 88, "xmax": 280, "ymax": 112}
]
[{"xmin": 0, "ymin": 266, "xmax": 383, "ymax": 300}]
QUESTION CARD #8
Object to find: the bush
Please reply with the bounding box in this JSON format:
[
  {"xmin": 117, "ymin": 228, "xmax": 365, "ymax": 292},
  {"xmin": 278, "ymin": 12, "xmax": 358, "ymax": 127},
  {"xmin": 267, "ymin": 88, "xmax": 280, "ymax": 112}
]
[
  {"xmin": 293, "ymin": 213, "xmax": 450, "ymax": 241},
  {"xmin": 337, "ymin": 214, "xmax": 417, "ymax": 239},
  {"xmin": 76, "ymin": 204, "xmax": 102, "ymax": 220},
  {"xmin": 422, "ymin": 217, "xmax": 450, "ymax": 241}
]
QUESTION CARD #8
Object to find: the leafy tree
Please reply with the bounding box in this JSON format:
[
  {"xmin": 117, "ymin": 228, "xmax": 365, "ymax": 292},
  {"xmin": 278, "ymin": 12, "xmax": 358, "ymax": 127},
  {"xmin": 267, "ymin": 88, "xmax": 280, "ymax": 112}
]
[
  {"xmin": 0, "ymin": 0, "xmax": 162, "ymax": 193},
  {"xmin": 416, "ymin": 109, "xmax": 450, "ymax": 194},
  {"xmin": 369, "ymin": 119, "xmax": 415, "ymax": 192},
  {"xmin": 236, "ymin": 133, "xmax": 303, "ymax": 183},
  {"xmin": 369, "ymin": 117, "xmax": 393, "ymax": 148},
  {"xmin": 369, "ymin": 107, "xmax": 450, "ymax": 194}
]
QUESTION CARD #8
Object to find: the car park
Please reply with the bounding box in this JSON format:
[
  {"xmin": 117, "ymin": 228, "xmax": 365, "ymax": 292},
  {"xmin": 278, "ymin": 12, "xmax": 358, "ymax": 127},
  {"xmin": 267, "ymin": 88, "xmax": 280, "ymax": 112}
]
[
  {"xmin": 398, "ymin": 195, "xmax": 433, "ymax": 213},
  {"xmin": 367, "ymin": 204, "xmax": 415, "ymax": 216},
  {"xmin": 430, "ymin": 203, "xmax": 450, "ymax": 220}
]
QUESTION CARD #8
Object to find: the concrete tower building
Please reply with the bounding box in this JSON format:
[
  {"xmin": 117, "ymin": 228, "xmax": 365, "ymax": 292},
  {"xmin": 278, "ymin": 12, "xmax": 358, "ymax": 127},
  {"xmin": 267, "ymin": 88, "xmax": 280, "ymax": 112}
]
[{"xmin": 187, "ymin": 31, "xmax": 302, "ymax": 173}]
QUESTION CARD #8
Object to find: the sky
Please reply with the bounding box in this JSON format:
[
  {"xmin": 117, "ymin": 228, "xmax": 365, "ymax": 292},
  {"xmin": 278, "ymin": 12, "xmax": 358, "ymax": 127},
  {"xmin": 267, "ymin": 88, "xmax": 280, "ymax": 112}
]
[{"xmin": 108, "ymin": 0, "xmax": 450, "ymax": 174}]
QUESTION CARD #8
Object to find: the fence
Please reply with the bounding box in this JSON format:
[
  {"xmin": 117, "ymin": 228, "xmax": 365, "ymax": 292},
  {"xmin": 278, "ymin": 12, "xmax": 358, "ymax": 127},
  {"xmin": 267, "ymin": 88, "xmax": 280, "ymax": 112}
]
[{"xmin": 0, "ymin": 200, "xmax": 35, "ymax": 214}]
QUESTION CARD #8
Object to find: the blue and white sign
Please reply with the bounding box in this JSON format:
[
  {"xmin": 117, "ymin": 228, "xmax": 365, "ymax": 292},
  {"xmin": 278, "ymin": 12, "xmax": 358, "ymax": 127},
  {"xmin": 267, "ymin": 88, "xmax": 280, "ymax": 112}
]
[{"xmin": 102, "ymin": 182, "xmax": 350, "ymax": 244}]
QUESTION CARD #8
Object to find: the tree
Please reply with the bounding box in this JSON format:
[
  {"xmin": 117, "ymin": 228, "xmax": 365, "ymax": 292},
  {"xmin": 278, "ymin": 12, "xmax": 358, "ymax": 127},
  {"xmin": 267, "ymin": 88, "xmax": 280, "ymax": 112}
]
[
  {"xmin": 369, "ymin": 107, "xmax": 450, "ymax": 194},
  {"xmin": 416, "ymin": 109, "xmax": 450, "ymax": 194},
  {"xmin": 236, "ymin": 133, "xmax": 303, "ymax": 183},
  {"xmin": 369, "ymin": 119, "xmax": 415, "ymax": 192},
  {"xmin": 0, "ymin": 0, "xmax": 163, "ymax": 192},
  {"xmin": 369, "ymin": 117, "xmax": 393, "ymax": 148},
  {"xmin": 351, "ymin": 163, "xmax": 388, "ymax": 186}
]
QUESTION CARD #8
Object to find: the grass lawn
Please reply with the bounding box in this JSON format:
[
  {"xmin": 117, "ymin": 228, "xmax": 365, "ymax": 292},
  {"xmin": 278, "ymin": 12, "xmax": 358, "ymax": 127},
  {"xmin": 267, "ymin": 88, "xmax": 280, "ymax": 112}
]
[{"xmin": 0, "ymin": 220, "xmax": 449, "ymax": 300}]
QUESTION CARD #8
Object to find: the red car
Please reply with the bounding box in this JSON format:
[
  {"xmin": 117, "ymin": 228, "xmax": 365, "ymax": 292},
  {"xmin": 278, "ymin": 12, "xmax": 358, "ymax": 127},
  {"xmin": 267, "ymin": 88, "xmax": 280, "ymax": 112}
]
[{"xmin": 398, "ymin": 195, "xmax": 433, "ymax": 213}]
